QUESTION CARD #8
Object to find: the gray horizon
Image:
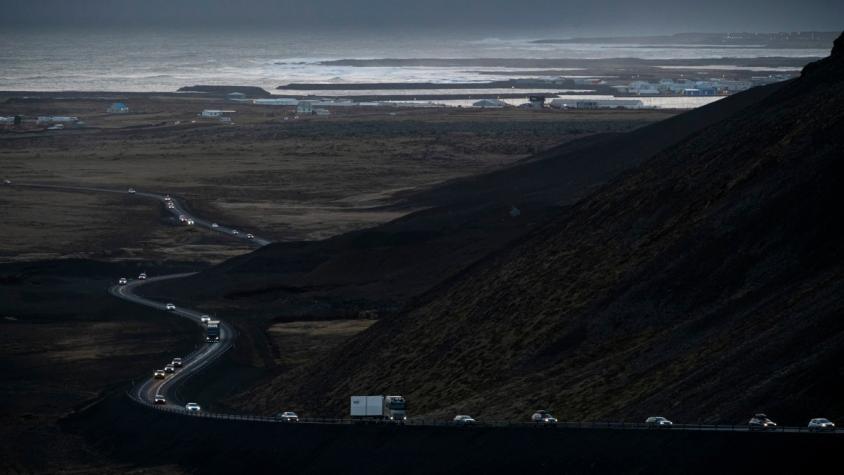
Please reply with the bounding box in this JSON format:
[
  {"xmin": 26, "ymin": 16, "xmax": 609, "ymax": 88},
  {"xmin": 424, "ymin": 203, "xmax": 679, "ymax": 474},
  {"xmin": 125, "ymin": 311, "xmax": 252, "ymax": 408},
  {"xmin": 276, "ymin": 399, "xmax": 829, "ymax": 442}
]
[{"xmin": 1, "ymin": 0, "xmax": 843, "ymax": 33}]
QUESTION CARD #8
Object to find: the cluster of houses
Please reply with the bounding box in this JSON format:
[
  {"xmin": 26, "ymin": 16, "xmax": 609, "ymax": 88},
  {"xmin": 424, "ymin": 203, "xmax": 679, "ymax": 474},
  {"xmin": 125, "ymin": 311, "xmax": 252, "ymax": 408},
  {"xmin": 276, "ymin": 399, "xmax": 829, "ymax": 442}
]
[{"xmin": 613, "ymin": 74, "xmax": 793, "ymax": 97}]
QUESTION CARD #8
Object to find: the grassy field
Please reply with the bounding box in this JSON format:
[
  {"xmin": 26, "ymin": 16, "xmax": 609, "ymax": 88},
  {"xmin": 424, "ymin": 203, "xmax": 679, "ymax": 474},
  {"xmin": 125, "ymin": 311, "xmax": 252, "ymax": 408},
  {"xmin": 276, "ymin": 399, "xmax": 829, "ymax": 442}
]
[{"xmin": 0, "ymin": 94, "xmax": 676, "ymax": 264}]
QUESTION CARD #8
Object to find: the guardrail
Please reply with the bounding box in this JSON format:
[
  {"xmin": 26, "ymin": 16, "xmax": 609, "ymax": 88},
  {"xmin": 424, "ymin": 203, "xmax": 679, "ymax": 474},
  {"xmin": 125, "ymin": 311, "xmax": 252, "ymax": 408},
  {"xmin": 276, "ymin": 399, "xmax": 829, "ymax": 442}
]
[{"xmin": 123, "ymin": 394, "xmax": 840, "ymax": 434}]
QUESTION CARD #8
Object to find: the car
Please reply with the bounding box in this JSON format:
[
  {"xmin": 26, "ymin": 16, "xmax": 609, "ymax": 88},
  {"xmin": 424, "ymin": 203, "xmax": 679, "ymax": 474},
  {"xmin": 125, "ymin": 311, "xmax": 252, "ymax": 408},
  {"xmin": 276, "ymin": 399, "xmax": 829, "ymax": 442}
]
[
  {"xmin": 453, "ymin": 415, "xmax": 477, "ymax": 426},
  {"xmin": 153, "ymin": 394, "xmax": 166, "ymax": 405},
  {"xmin": 275, "ymin": 411, "xmax": 299, "ymax": 422},
  {"xmin": 185, "ymin": 218, "xmax": 195, "ymax": 225},
  {"xmin": 3, "ymin": 179, "xmax": 11, "ymax": 185},
  {"xmin": 531, "ymin": 410, "xmax": 558, "ymax": 424},
  {"xmin": 645, "ymin": 416, "xmax": 673, "ymax": 428},
  {"xmin": 166, "ymin": 202, "xmax": 175, "ymax": 209},
  {"xmin": 178, "ymin": 215, "xmax": 187, "ymax": 222},
  {"xmin": 165, "ymin": 303, "xmax": 176, "ymax": 311},
  {"xmin": 128, "ymin": 187, "xmax": 136, "ymax": 194},
  {"xmin": 232, "ymin": 230, "xmax": 240, "ymax": 235},
  {"xmin": 808, "ymin": 418, "xmax": 836, "ymax": 432},
  {"xmin": 171, "ymin": 357, "xmax": 183, "ymax": 367},
  {"xmin": 138, "ymin": 272, "xmax": 147, "ymax": 280},
  {"xmin": 211, "ymin": 223, "xmax": 220, "ymax": 228},
  {"xmin": 185, "ymin": 402, "xmax": 201, "ymax": 412},
  {"xmin": 163, "ymin": 195, "xmax": 171, "ymax": 201},
  {"xmin": 118, "ymin": 277, "xmax": 128, "ymax": 285},
  {"xmin": 153, "ymin": 369, "xmax": 166, "ymax": 379},
  {"xmin": 748, "ymin": 413, "xmax": 777, "ymax": 431},
  {"xmin": 164, "ymin": 364, "xmax": 175, "ymax": 374},
  {"xmin": 200, "ymin": 315, "xmax": 211, "ymax": 324},
  {"xmin": 246, "ymin": 233, "xmax": 255, "ymax": 239}
]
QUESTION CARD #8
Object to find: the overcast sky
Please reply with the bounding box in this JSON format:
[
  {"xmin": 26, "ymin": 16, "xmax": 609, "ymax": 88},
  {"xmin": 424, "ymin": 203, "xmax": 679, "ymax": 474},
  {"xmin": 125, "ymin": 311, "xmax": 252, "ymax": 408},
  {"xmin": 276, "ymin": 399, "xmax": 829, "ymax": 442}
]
[{"xmin": 1, "ymin": 0, "xmax": 842, "ymax": 32}]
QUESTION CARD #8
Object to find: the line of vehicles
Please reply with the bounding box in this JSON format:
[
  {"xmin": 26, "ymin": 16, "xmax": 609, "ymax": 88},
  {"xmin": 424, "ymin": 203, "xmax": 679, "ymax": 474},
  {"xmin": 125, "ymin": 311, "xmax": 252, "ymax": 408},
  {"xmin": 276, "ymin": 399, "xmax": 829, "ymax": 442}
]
[{"xmin": 118, "ymin": 272, "xmax": 148, "ymax": 286}]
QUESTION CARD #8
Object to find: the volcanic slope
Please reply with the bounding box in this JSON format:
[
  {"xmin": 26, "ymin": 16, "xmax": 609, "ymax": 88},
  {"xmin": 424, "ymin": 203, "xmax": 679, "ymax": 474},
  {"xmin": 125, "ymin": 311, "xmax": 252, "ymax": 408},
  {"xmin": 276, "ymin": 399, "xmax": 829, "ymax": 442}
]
[
  {"xmin": 242, "ymin": 34, "xmax": 844, "ymax": 421},
  {"xmin": 149, "ymin": 76, "xmax": 785, "ymax": 320}
]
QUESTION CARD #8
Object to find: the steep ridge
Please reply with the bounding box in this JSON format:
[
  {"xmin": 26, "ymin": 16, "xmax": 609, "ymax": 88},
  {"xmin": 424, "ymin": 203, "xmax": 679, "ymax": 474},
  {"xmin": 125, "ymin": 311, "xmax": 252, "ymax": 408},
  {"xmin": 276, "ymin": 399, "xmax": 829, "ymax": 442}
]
[
  {"xmin": 246, "ymin": 34, "xmax": 844, "ymax": 421},
  {"xmin": 149, "ymin": 78, "xmax": 786, "ymax": 319}
]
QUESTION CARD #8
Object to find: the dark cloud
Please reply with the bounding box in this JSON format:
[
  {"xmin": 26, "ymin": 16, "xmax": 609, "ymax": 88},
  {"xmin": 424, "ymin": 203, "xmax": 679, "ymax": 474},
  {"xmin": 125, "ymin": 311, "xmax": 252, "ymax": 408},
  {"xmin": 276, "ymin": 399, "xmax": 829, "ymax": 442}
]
[{"xmin": 1, "ymin": 0, "xmax": 842, "ymax": 31}]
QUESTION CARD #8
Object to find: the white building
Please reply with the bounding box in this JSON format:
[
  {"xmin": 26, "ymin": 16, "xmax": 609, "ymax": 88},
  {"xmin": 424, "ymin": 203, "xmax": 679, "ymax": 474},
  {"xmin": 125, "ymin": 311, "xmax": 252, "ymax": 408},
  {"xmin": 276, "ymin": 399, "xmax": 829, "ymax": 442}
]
[
  {"xmin": 550, "ymin": 99, "xmax": 644, "ymax": 110},
  {"xmin": 253, "ymin": 98, "xmax": 299, "ymax": 106},
  {"xmin": 199, "ymin": 110, "xmax": 236, "ymax": 118},
  {"xmin": 36, "ymin": 116, "xmax": 79, "ymax": 125},
  {"xmin": 473, "ymin": 99, "xmax": 508, "ymax": 108},
  {"xmin": 315, "ymin": 108, "xmax": 331, "ymax": 116}
]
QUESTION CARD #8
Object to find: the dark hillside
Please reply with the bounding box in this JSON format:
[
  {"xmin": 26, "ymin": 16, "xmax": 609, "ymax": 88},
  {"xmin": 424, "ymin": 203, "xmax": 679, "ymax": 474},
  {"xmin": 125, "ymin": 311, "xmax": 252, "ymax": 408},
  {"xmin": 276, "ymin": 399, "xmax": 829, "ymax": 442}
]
[
  {"xmin": 247, "ymin": 34, "xmax": 844, "ymax": 422},
  {"xmin": 148, "ymin": 76, "xmax": 786, "ymax": 320}
]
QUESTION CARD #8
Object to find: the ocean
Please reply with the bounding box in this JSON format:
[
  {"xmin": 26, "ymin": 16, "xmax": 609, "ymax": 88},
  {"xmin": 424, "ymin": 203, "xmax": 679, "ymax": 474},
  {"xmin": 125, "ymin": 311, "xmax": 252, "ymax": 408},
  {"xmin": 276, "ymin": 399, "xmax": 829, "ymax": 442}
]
[{"xmin": 0, "ymin": 27, "xmax": 830, "ymax": 108}]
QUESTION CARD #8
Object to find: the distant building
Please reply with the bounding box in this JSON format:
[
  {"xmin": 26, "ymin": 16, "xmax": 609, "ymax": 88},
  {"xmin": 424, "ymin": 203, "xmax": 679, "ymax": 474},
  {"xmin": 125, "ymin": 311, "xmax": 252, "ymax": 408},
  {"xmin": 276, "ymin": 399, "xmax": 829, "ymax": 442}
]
[
  {"xmin": 199, "ymin": 109, "xmax": 236, "ymax": 118},
  {"xmin": 528, "ymin": 96, "xmax": 546, "ymax": 109},
  {"xmin": 551, "ymin": 99, "xmax": 644, "ymax": 110},
  {"xmin": 296, "ymin": 101, "xmax": 314, "ymax": 114},
  {"xmin": 107, "ymin": 102, "xmax": 129, "ymax": 113},
  {"xmin": 253, "ymin": 98, "xmax": 299, "ymax": 106},
  {"xmin": 473, "ymin": 99, "xmax": 508, "ymax": 108},
  {"xmin": 36, "ymin": 116, "xmax": 79, "ymax": 125}
]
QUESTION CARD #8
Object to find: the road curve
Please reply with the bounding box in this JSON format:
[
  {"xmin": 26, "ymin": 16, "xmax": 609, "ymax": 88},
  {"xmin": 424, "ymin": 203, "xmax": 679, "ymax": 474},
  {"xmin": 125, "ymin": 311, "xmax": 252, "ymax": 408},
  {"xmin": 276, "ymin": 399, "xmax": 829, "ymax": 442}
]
[
  {"xmin": 7, "ymin": 182, "xmax": 272, "ymax": 246},
  {"xmin": 5, "ymin": 180, "xmax": 842, "ymax": 433},
  {"xmin": 111, "ymin": 274, "xmax": 235, "ymax": 409}
]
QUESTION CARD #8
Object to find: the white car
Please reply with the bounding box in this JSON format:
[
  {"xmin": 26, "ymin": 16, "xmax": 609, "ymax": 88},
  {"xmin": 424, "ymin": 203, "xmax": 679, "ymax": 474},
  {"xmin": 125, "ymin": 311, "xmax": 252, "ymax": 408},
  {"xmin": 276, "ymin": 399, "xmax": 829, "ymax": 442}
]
[
  {"xmin": 246, "ymin": 233, "xmax": 255, "ymax": 239},
  {"xmin": 164, "ymin": 364, "xmax": 175, "ymax": 374},
  {"xmin": 153, "ymin": 394, "xmax": 166, "ymax": 405},
  {"xmin": 138, "ymin": 272, "xmax": 147, "ymax": 280},
  {"xmin": 531, "ymin": 410, "xmax": 557, "ymax": 424},
  {"xmin": 171, "ymin": 357, "xmax": 183, "ymax": 367},
  {"xmin": 232, "ymin": 230, "xmax": 239, "ymax": 235},
  {"xmin": 185, "ymin": 402, "xmax": 201, "ymax": 412},
  {"xmin": 186, "ymin": 219, "xmax": 195, "ymax": 226},
  {"xmin": 153, "ymin": 369, "xmax": 166, "ymax": 379},
  {"xmin": 211, "ymin": 223, "xmax": 219, "ymax": 228},
  {"xmin": 164, "ymin": 195, "xmax": 171, "ymax": 201},
  {"xmin": 178, "ymin": 215, "xmax": 187, "ymax": 222},
  {"xmin": 166, "ymin": 202, "xmax": 175, "ymax": 209},
  {"xmin": 165, "ymin": 303, "xmax": 176, "ymax": 311},
  {"xmin": 808, "ymin": 418, "xmax": 835, "ymax": 431},
  {"xmin": 128, "ymin": 188, "xmax": 136, "ymax": 194},
  {"xmin": 646, "ymin": 416, "xmax": 673, "ymax": 428},
  {"xmin": 118, "ymin": 277, "xmax": 128, "ymax": 285},
  {"xmin": 453, "ymin": 415, "xmax": 477, "ymax": 426},
  {"xmin": 200, "ymin": 315, "xmax": 211, "ymax": 324},
  {"xmin": 275, "ymin": 411, "xmax": 299, "ymax": 422}
]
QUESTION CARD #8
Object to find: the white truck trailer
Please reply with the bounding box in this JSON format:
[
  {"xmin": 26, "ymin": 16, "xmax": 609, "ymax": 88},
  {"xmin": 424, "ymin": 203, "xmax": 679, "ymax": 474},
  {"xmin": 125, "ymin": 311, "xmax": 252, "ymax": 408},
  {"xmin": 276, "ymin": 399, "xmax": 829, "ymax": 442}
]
[{"xmin": 350, "ymin": 395, "xmax": 407, "ymax": 421}]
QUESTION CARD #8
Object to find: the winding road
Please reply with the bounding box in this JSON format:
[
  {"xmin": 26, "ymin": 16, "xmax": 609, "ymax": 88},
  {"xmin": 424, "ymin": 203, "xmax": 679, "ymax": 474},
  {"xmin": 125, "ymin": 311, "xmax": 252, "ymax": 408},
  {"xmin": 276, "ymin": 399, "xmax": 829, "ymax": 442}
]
[{"xmin": 3, "ymin": 180, "xmax": 842, "ymax": 433}]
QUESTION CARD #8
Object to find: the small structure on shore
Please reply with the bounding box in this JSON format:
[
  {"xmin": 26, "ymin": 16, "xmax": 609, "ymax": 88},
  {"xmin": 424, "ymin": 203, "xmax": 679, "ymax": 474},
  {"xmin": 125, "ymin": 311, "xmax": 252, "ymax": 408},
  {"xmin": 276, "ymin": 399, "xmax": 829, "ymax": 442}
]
[
  {"xmin": 550, "ymin": 98, "xmax": 645, "ymax": 110},
  {"xmin": 315, "ymin": 108, "xmax": 331, "ymax": 116},
  {"xmin": 199, "ymin": 109, "xmax": 236, "ymax": 118},
  {"xmin": 297, "ymin": 101, "xmax": 314, "ymax": 114},
  {"xmin": 227, "ymin": 92, "xmax": 247, "ymax": 100},
  {"xmin": 473, "ymin": 99, "xmax": 508, "ymax": 108},
  {"xmin": 107, "ymin": 102, "xmax": 129, "ymax": 113}
]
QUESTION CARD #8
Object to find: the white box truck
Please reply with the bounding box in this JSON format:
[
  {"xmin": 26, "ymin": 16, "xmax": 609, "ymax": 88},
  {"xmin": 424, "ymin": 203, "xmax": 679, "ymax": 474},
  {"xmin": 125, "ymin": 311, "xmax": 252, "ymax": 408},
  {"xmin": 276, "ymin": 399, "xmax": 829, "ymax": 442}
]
[{"xmin": 350, "ymin": 395, "xmax": 407, "ymax": 421}]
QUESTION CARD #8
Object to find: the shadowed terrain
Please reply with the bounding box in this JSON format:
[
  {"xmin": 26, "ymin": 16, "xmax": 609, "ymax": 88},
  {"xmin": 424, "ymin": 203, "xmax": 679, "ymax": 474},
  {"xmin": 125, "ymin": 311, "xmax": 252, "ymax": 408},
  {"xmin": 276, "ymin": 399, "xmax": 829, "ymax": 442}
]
[{"xmin": 229, "ymin": 33, "xmax": 844, "ymax": 423}]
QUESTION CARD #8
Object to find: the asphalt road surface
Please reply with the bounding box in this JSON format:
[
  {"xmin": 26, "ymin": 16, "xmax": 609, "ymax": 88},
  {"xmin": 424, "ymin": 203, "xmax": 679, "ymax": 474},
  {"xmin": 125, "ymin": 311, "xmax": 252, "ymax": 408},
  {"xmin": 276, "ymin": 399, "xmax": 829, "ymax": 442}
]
[
  {"xmin": 4, "ymin": 179, "xmax": 841, "ymax": 433},
  {"xmin": 6, "ymin": 181, "xmax": 272, "ymax": 246}
]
